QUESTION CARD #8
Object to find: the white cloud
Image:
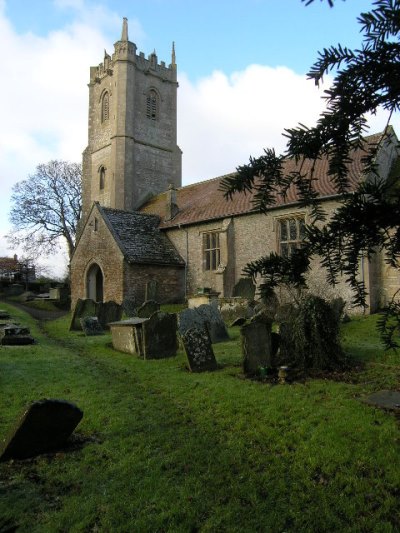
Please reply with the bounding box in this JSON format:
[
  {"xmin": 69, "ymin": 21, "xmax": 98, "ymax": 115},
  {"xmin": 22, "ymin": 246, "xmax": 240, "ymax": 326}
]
[{"xmin": 178, "ymin": 65, "xmax": 332, "ymax": 183}]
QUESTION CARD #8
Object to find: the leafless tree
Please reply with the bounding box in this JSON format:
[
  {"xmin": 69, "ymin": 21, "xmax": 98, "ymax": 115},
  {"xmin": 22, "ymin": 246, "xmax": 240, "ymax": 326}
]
[{"xmin": 7, "ymin": 160, "xmax": 82, "ymax": 262}]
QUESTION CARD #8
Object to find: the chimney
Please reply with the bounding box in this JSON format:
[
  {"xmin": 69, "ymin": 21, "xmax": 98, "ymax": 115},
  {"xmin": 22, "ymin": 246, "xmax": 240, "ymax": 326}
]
[{"xmin": 166, "ymin": 184, "xmax": 179, "ymax": 221}]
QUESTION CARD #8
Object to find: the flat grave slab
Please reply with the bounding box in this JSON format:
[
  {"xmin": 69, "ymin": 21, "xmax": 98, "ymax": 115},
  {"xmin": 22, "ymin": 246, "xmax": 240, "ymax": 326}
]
[{"xmin": 362, "ymin": 390, "xmax": 400, "ymax": 411}]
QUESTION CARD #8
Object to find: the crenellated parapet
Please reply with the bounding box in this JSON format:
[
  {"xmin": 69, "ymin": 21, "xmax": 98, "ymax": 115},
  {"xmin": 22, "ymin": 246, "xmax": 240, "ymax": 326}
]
[{"xmin": 90, "ymin": 18, "xmax": 177, "ymax": 84}]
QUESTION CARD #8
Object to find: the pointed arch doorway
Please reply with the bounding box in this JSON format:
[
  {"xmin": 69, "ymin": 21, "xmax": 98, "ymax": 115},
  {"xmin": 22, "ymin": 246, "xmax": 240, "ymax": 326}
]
[{"xmin": 86, "ymin": 263, "xmax": 104, "ymax": 302}]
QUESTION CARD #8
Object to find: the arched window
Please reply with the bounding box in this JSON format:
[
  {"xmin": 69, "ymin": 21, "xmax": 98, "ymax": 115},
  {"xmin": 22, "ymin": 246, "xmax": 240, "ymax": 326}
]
[
  {"xmin": 146, "ymin": 89, "xmax": 158, "ymax": 120},
  {"xmin": 99, "ymin": 166, "xmax": 106, "ymax": 190},
  {"xmin": 101, "ymin": 91, "xmax": 109, "ymax": 122}
]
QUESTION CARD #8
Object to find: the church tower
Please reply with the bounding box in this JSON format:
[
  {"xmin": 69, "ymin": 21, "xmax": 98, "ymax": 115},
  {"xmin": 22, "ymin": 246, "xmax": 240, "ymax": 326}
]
[{"xmin": 81, "ymin": 18, "xmax": 182, "ymax": 219}]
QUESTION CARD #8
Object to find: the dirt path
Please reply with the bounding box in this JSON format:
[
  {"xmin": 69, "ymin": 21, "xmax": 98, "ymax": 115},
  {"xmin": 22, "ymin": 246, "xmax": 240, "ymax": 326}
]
[{"xmin": 3, "ymin": 300, "xmax": 68, "ymax": 321}]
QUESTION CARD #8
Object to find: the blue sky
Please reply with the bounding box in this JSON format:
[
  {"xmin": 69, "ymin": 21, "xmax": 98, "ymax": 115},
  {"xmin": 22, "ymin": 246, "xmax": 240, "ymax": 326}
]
[{"xmin": 0, "ymin": 0, "xmax": 391, "ymax": 276}]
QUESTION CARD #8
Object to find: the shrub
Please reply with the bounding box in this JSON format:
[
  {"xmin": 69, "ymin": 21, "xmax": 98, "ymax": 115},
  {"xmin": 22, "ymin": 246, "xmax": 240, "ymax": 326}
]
[{"xmin": 278, "ymin": 295, "xmax": 344, "ymax": 371}]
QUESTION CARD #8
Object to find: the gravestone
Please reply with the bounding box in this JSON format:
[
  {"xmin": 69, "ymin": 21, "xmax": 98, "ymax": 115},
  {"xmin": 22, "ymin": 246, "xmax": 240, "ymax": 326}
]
[
  {"xmin": 145, "ymin": 280, "xmax": 158, "ymax": 301},
  {"xmin": 1, "ymin": 324, "xmax": 34, "ymax": 345},
  {"xmin": 142, "ymin": 311, "xmax": 178, "ymax": 359},
  {"xmin": 233, "ymin": 278, "xmax": 256, "ymax": 300},
  {"xmin": 0, "ymin": 310, "xmax": 11, "ymax": 320},
  {"xmin": 137, "ymin": 300, "xmax": 160, "ymax": 319},
  {"xmin": 97, "ymin": 301, "xmax": 123, "ymax": 329},
  {"xmin": 241, "ymin": 319, "xmax": 273, "ymax": 375},
  {"xmin": 181, "ymin": 328, "xmax": 218, "ymax": 372},
  {"xmin": 122, "ymin": 298, "xmax": 137, "ymax": 318},
  {"xmin": 80, "ymin": 316, "xmax": 103, "ymax": 336},
  {"xmin": 70, "ymin": 299, "xmax": 97, "ymax": 331},
  {"xmin": 70, "ymin": 299, "xmax": 122, "ymax": 330},
  {"xmin": 0, "ymin": 399, "xmax": 83, "ymax": 461},
  {"xmin": 178, "ymin": 303, "xmax": 229, "ymax": 343}
]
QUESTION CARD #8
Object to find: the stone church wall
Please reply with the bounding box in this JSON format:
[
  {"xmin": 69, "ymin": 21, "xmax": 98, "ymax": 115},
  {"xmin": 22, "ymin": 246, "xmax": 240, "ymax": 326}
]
[
  {"xmin": 70, "ymin": 209, "xmax": 124, "ymax": 308},
  {"xmin": 165, "ymin": 199, "xmax": 378, "ymax": 313},
  {"xmin": 123, "ymin": 263, "xmax": 185, "ymax": 305}
]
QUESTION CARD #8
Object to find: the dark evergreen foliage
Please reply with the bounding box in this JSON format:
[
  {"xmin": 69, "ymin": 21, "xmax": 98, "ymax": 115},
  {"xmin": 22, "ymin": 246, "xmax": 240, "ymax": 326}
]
[
  {"xmin": 279, "ymin": 296, "xmax": 344, "ymax": 370},
  {"xmin": 220, "ymin": 0, "xmax": 400, "ymax": 347}
]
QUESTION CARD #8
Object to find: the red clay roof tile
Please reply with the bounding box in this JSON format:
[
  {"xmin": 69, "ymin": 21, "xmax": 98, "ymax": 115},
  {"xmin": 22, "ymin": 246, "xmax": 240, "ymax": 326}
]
[{"xmin": 140, "ymin": 132, "xmax": 389, "ymax": 228}]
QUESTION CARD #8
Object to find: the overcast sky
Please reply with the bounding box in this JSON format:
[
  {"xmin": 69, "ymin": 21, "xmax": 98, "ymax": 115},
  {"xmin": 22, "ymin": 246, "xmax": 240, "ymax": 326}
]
[{"xmin": 0, "ymin": 0, "xmax": 394, "ymax": 277}]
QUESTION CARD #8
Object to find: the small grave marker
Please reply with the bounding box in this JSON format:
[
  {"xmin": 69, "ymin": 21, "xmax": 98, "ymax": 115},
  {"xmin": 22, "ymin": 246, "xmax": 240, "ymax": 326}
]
[
  {"xmin": 80, "ymin": 316, "xmax": 103, "ymax": 336},
  {"xmin": 181, "ymin": 328, "xmax": 218, "ymax": 372}
]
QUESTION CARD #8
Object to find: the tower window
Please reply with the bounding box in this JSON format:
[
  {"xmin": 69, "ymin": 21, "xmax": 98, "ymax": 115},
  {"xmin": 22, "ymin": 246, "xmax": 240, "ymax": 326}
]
[
  {"xmin": 146, "ymin": 89, "xmax": 158, "ymax": 120},
  {"xmin": 101, "ymin": 91, "xmax": 109, "ymax": 122},
  {"xmin": 99, "ymin": 166, "xmax": 106, "ymax": 190}
]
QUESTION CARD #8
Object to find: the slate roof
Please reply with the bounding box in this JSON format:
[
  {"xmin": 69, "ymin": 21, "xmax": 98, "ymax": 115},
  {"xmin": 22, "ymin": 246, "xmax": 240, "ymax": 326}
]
[
  {"xmin": 99, "ymin": 206, "xmax": 184, "ymax": 266},
  {"xmin": 140, "ymin": 132, "xmax": 393, "ymax": 228}
]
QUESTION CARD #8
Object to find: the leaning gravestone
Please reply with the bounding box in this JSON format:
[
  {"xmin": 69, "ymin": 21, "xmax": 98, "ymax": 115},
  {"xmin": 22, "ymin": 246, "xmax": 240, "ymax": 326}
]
[
  {"xmin": 80, "ymin": 316, "xmax": 103, "ymax": 336},
  {"xmin": 233, "ymin": 278, "xmax": 256, "ymax": 300},
  {"xmin": 137, "ymin": 300, "xmax": 160, "ymax": 319},
  {"xmin": 0, "ymin": 399, "xmax": 83, "ymax": 461},
  {"xmin": 70, "ymin": 299, "xmax": 97, "ymax": 331},
  {"xmin": 145, "ymin": 280, "xmax": 158, "ymax": 302},
  {"xmin": 241, "ymin": 319, "xmax": 273, "ymax": 375},
  {"xmin": 142, "ymin": 311, "xmax": 178, "ymax": 359},
  {"xmin": 181, "ymin": 327, "xmax": 218, "ymax": 372},
  {"xmin": 178, "ymin": 304, "xmax": 229, "ymax": 344}
]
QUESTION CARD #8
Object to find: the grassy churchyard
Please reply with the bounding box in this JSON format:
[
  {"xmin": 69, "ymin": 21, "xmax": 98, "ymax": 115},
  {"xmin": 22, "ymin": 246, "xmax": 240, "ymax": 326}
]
[{"xmin": 0, "ymin": 301, "xmax": 399, "ymax": 532}]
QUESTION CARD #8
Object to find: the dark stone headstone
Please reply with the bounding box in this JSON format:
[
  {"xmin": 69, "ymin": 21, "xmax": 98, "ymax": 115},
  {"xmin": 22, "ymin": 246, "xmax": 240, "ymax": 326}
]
[
  {"xmin": 145, "ymin": 280, "xmax": 158, "ymax": 301},
  {"xmin": 0, "ymin": 399, "xmax": 83, "ymax": 461},
  {"xmin": 97, "ymin": 301, "xmax": 123, "ymax": 329},
  {"xmin": 137, "ymin": 300, "xmax": 160, "ymax": 319},
  {"xmin": 179, "ymin": 304, "xmax": 229, "ymax": 343},
  {"xmin": 70, "ymin": 299, "xmax": 122, "ymax": 331},
  {"xmin": 181, "ymin": 327, "xmax": 218, "ymax": 372},
  {"xmin": 241, "ymin": 319, "xmax": 273, "ymax": 375},
  {"xmin": 233, "ymin": 278, "xmax": 256, "ymax": 300},
  {"xmin": 122, "ymin": 298, "xmax": 137, "ymax": 318},
  {"xmin": 362, "ymin": 390, "xmax": 400, "ymax": 411},
  {"xmin": 142, "ymin": 311, "xmax": 178, "ymax": 359},
  {"xmin": 80, "ymin": 316, "xmax": 103, "ymax": 336},
  {"xmin": 0, "ymin": 310, "xmax": 11, "ymax": 320}
]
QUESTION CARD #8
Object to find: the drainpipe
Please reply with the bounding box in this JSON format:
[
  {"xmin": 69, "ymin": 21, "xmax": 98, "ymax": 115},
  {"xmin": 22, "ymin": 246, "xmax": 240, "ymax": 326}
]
[{"xmin": 178, "ymin": 224, "xmax": 189, "ymax": 299}]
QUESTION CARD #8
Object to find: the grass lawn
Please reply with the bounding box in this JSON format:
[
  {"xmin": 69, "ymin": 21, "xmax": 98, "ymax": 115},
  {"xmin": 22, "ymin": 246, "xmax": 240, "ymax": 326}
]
[{"xmin": 0, "ymin": 302, "xmax": 399, "ymax": 532}]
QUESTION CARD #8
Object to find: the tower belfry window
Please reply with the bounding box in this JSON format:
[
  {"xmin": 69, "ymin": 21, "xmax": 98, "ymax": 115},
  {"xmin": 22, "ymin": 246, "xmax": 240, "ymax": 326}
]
[
  {"xmin": 99, "ymin": 166, "xmax": 106, "ymax": 190},
  {"xmin": 146, "ymin": 89, "xmax": 158, "ymax": 120},
  {"xmin": 101, "ymin": 91, "xmax": 109, "ymax": 122}
]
